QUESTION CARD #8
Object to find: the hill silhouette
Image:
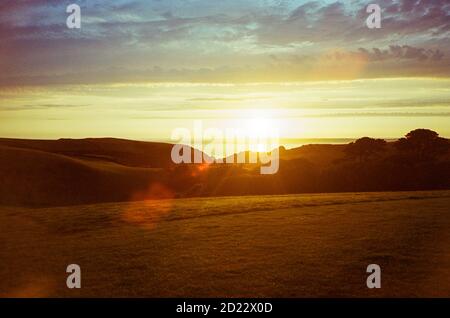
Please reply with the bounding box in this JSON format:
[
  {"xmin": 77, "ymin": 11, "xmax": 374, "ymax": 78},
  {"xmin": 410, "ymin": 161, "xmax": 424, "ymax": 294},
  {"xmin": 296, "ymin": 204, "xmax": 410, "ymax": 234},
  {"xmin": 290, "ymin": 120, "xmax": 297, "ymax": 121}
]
[
  {"xmin": 0, "ymin": 138, "xmax": 206, "ymax": 168},
  {"xmin": 0, "ymin": 130, "xmax": 449, "ymax": 207}
]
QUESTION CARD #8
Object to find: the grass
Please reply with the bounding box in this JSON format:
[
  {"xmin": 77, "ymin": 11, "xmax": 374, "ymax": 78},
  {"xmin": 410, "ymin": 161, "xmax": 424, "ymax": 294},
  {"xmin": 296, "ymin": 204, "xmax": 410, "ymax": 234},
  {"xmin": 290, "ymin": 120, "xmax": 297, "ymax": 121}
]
[{"xmin": 1, "ymin": 190, "xmax": 449, "ymax": 297}]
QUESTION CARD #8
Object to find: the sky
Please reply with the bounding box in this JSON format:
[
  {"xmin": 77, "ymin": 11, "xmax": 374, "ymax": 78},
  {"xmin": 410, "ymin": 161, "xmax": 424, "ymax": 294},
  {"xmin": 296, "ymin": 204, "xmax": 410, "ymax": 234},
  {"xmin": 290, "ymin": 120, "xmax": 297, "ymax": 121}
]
[{"xmin": 0, "ymin": 0, "xmax": 449, "ymax": 145}]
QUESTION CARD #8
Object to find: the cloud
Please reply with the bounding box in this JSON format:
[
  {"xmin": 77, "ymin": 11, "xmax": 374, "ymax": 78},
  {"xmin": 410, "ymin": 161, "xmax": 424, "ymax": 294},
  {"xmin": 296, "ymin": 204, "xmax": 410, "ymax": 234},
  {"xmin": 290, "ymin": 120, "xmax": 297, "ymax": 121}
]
[
  {"xmin": 0, "ymin": 0, "xmax": 449, "ymax": 85},
  {"xmin": 302, "ymin": 112, "xmax": 450, "ymax": 118},
  {"xmin": 0, "ymin": 103, "xmax": 89, "ymax": 111},
  {"xmin": 354, "ymin": 45, "xmax": 444, "ymax": 62}
]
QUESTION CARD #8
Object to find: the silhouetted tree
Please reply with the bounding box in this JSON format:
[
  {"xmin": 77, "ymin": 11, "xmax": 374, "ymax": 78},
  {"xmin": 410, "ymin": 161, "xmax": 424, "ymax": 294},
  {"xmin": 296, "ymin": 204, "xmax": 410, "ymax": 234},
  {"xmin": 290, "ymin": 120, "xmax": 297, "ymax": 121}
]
[
  {"xmin": 395, "ymin": 129, "xmax": 449, "ymax": 161},
  {"xmin": 345, "ymin": 137, "xmax": 386, "ymax": 163}
]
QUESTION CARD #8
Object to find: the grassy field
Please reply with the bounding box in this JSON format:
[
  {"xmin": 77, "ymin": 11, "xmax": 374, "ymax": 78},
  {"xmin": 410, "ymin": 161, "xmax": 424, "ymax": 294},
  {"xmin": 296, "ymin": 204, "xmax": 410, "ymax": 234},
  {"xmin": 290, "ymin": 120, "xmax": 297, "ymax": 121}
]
[{"xmin": 1, "ymin": 190, "xmax": 449, "ymax": 297}]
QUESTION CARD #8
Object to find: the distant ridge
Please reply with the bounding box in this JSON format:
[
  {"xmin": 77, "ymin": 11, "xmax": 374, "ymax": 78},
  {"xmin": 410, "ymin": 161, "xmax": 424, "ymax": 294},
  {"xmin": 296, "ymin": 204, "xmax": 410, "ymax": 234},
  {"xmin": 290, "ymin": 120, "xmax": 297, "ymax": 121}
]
[{"xmin": 0, "ymin": 137, "xmax": 208, "ymax": 168}]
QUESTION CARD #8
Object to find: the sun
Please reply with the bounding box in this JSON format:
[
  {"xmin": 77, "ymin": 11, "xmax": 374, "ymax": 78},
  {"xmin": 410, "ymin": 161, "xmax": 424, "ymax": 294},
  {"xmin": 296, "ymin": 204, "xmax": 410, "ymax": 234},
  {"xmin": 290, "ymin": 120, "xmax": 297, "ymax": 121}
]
[
  {"xmin": 245, "ymin": 115, "xmax": 279, "ymax": 152},
  {"xmin": 247, "ymin": 117, "xmax": 271, "ymax": 137}
]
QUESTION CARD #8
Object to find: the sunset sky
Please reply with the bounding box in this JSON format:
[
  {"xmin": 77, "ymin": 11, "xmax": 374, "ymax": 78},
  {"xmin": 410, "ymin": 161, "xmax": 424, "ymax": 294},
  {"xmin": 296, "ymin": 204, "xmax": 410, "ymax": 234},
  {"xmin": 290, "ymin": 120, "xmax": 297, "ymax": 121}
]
[{"xmin": 0, "ymin": 0, "xmax": 449, "ymax": 145}]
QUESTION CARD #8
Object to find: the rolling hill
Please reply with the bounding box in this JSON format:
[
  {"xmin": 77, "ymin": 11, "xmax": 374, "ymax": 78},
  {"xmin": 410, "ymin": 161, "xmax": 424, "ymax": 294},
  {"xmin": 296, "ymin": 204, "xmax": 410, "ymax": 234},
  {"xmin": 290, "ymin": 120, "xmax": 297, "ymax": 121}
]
[{"xmin": 0, "ymin": 137, "xmax": 449, "ymax": 207}]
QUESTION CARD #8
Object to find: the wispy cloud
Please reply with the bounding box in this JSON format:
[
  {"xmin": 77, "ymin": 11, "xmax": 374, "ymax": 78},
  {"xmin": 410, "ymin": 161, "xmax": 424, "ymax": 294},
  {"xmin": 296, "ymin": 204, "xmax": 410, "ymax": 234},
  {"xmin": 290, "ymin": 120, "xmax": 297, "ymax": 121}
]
[
  {"xmin": 1, "ymin": 103, "xmax": 89, "ymax": 111},
  {"xmin": 0, "ymin": 0, "xmax": 449, "ymax": 85}
]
